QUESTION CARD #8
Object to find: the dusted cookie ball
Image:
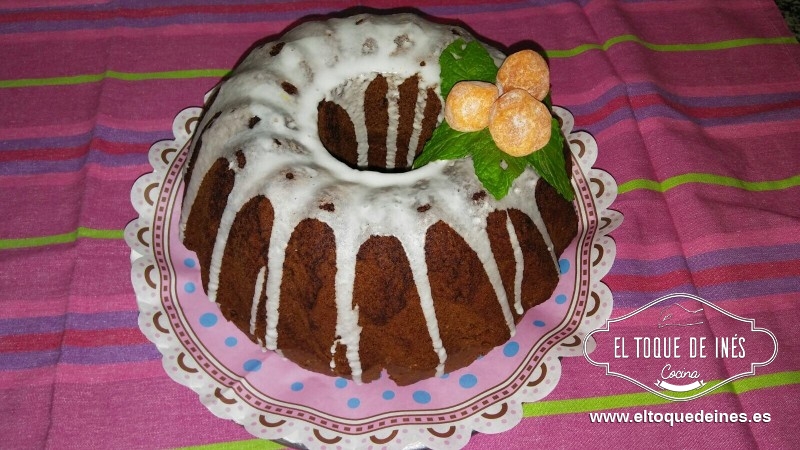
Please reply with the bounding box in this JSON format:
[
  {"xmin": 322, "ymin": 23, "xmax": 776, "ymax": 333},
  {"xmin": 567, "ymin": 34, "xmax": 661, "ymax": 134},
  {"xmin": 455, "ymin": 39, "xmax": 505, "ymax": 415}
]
[
  {"xmin": 488, "ymin": 89, "xmax": 551, "ymax": 157},
  {"xmin": 444, "ymin": 81, "xmax": 499, "ymax": 132},
  {"xmin": 496, "ymin": 50, "xmax": 550, "ymax": 101}
]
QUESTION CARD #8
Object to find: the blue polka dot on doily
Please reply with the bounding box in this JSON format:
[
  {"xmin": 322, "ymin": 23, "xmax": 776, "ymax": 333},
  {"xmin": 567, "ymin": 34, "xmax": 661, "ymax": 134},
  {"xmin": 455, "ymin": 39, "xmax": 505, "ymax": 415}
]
[
  {"xmin": 184, "ymin": 282, "xmax": 196, "ymax": 293},
  {"xmin": 243, "ymin": 359, "xmax": 262, "ymax": 372},
  {"xmin": 533, "ymin": 319, "xmax": 546, "ymax": 327},
  {"xmin": 347, "ymin": 398, "xmax": 360, "ymax": 409},
  {"xmin": 199, "ymin": 313, "xmax": 218, "ymax": 327},
  {"xmin": 503, "ymin": 341, "xmax": 520, "ymax": 357},
  {"xmin": 224, "ymin": 336, "xmax": 237, "ymax": 347},
  {"xmin": 382, "ymin": 390, "xmax": 395, "ymax": 400},
  {"xmin": 459, "ymin": 374, "xmax": 478, "ymax": 388},
  {"xmin": 439, "ymin": 373, "xmax": 450, "ymax": 379},
  {"xmin": 183, "ymin": 258, "xmax": 196, "ymax": 268},
  {"xmin": 559, "ymin": 259, "xmax": 570, "ymax": 274},
  {"xmin": 412, "ymin": 390, "xmax": 431, "ymax": 404},
  {"xmin": 334, "ymin": 378, "xmax": 348, "ymax": 389},
  {"xmin": 555, "ymin": 294, "xmax": 568, "ymax": 304},
  {"xmin": 290, "ymin": 382, "xmax": 304, "ymax": 392}
]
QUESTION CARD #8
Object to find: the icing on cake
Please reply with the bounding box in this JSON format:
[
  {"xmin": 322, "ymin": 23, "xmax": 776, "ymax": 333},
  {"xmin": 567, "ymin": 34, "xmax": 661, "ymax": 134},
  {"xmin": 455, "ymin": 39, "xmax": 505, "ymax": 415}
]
[{"xmin": 180, "ymin": 13, "xmax": 577, "ymax": 385}]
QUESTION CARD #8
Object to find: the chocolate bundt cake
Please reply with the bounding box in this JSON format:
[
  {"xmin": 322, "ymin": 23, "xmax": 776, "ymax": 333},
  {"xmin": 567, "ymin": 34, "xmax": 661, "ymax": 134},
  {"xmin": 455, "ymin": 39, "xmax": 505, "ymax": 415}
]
[{"xmin": 180, "ymin": 13, "xmax": 578, "ymax": 386}]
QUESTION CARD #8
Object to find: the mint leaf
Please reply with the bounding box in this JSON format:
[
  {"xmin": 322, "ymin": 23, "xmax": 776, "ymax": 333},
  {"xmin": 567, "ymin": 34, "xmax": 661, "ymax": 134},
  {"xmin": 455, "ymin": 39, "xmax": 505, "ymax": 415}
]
[
  {"xmin": 439, "ymin": 39, "xmax": 498, "ymax": 99},
  {"xmin": 526, "ymin": 118, "xmax": 574, "ymax": 201},
  {"xmin": 542, "ymin": 91, "xmax": 553, "ymax": 110},
  {"xmin": 415, "ymin": 124, "xmax": 527, "ymax": 200},
  {"xmin": 413, "ymin": 120, "xmax": 474, "ymax": 168},
  {"xmin": 414, "ymin": 41, "xmax": 574, "ymax": 202},
  {"xmin": 470, "ymin": 130, "xmax": 527, "ymax": 199}
]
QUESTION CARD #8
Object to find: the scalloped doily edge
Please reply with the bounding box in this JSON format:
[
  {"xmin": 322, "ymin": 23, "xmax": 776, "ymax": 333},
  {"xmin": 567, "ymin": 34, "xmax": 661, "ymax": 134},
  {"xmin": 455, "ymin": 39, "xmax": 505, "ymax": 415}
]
[{"xmin": 126, "ymin": 105, "xmax": 622, "ymax": 450}]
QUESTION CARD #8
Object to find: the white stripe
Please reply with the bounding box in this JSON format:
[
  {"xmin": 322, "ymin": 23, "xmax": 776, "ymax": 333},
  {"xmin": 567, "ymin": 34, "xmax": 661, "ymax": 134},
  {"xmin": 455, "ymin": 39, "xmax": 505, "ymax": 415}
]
[
  {"xmin": 249, "ymin": 266, "xmax": 267, "ymax": 336},
  {"xmin": 384, "ymin": 80, "xmax": 401, "ymax": 169},
  {"xmin": 402, "ymin": 237, "xmax": 447, "ymax": 376},
  {"xmin": 505, "ymin": 213, "xmax": 525, "ymax": 315}
]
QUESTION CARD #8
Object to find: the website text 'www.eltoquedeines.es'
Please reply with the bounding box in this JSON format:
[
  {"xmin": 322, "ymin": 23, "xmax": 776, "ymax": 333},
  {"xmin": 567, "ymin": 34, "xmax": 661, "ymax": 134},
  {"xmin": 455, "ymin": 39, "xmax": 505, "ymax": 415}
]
[{"xmin": 589, "ymin": 410, "xmax": 771, "ymax": 426}]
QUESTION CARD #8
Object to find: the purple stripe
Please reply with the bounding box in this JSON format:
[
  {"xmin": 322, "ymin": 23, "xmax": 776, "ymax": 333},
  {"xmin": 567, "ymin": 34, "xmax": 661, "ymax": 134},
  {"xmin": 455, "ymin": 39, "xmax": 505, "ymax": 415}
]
[
  {"xmin": 0, "ymin": 344, "xmax": 160, "ymax": 370},
  {"xmin": 4, "ymin": 85, "xmax": 795, "ymax": 154},
  {"xmin": 62, "ymin": 343, "xmax": 161, "ymax": 365},
  {"xmin": 578, "ymin": 103, "xmax": 800, "ymax": 136},
  {"xmin": 5, "ymin": 0, "xmax": 574, "ymax": 12},
  {"xmin": 0, "ymin": 311, "xmax": 137, "ymax": 336},
  {"xmin": 0, "ymin": 10, "xmax": 330, "ymax": 34},
  {"xmin": 612, "ymin": 276, "xmax": 800, "ymax": 308},
  {"xmin": 612, "ymin": 243, "xmax": 800, "ymax": 276},
  {"xmin": 0, "ymin": 150, "xmax": 149, "ymax": 175},
  {"xmin": 1, "ymin": 126, "xmax": 170, "ymax": 152},
  {"xmin": 568, "ymin": 82, "xmax": 800, "ymax": 117},
  {"xmin": 0, "ymin": 0, "xmax": 638, "ymax": 35}
]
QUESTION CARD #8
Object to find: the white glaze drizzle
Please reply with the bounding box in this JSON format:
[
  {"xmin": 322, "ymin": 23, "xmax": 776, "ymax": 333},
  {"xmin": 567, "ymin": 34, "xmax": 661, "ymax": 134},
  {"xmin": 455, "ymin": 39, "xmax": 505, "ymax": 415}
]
[
  {"xmin": 384, "ymin": 80, "xmax": 400, "ymax": 169},
  {"xmin": 401, "ymin": 235, "xmax": 447, "ymax": 376},
  {"xmin": 331, "ymin": 217, "xmax": 364, "ymax": 379},
  {"xmin": 405, "ymin": 87, "xmax": 432, "ymax": 168},
  {"xmin": 180, "ymin": 14, "xmax": 559, "ymax": 382},
  {"xmin": 506, "ymin": 212, "xmax": 525, "ymax": 315},
  {"xmin": 250, "ymin": 266, "xmax": 266, "ymax": 336}
]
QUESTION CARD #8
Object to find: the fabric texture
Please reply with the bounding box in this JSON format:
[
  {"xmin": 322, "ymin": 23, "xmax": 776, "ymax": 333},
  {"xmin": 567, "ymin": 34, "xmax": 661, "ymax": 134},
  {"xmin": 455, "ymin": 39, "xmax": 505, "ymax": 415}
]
[{"xmin": 1, "ymin": 1, "xmax": 799, "ymax": 449}]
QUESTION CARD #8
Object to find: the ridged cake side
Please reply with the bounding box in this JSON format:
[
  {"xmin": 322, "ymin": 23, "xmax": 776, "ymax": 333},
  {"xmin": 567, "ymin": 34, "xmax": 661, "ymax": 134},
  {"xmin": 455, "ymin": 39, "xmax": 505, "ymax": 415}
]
[{"xmin": 181, "ymin": 13, "xmax": 578, "ymax": 386}]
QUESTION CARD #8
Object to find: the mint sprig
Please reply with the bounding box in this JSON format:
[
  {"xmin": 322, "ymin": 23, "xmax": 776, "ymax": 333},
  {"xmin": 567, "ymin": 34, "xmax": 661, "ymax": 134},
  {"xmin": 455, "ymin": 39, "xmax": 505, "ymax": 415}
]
[
  {"xmin": 439, "ymin": 39, "xmax": 498, "ymax": 99},
  {"xmin": 526, "ymin": 118, "xmax": 574, "ymax": 201},
  {"xmin": 412, "ymin": 123, "xmax": 527, "ymax": 200},
  {"xmin": 414, "ymin": 39, "xmax": 575, "ymax": 201},
  {"xmin": 470, "ymin": 131, "xmax": 528, "ymax": 199},
  {"xmin": 412, "ymin": 120, "xmax": 474, "ymax": 167}
]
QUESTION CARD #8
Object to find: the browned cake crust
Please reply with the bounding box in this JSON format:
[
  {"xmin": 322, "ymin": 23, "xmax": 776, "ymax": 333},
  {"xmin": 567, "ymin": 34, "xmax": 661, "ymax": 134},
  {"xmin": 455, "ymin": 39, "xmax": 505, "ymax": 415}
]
[
  {"xmin": 181, "ymin": 14, "xmax": 578, "ymax": 386},
  {"xmin": 183, "ymin": 104, "xmax": 578, "ymax": 385}
]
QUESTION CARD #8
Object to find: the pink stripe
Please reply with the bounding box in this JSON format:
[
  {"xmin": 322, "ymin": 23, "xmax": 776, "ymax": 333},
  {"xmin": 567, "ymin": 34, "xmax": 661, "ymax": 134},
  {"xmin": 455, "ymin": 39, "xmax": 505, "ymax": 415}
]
[
  {"xmin": 605, "ymin": 260, "xmax": 800, "ymax": 293},
  {"xmin": 0, "ymin": 366, "xmax": 54, "ymax": 389},
  {"xmin": 0, "ymin": 83, "xmax": 210, "ymax": 139},
  {"xmin": 590, "ymin": 0, "xmax": 772, "ymax": 16},
  {"xmin": 0, "ymin": 361, "xmax": 163, "ymax": 389},
  {"xmin": 558, "ymin": 75, "xmax": 800, "ymax": 107},
  {"xmin": 1, "ymin": 328, "xmax": 148, "ymax": 353},
  {"xmin": 613, "ymin": 225, "xmax": 800, "ymax": 261},
  {"xmin": 553, "ymin": 46, "xmax": 798, "ymax": 96},
  {"xmin": 0, "ymin": 239, "xmax": 132, "ymax": 299},
  {"xmin": 33, "ymin": 378, "xmax": 250, "ymax": 448},
  {"xmin": 0, "ymin": 165, "xmax": 150, "ymax": 188},
  {"xmin": 0, "ymin": 21, "xmax": 287, "ymax": 59},
  {"xmin": 575, "ymin": 1, "xmax": 780, "ymax": 43},
  {"xmin": 604, "ymin": 292, "xmax": 799, "ymax": 319},
  {"xmin": 2, "ymin": 294, "xmax": 137, "ymax": 319},
  {"xmin": 466, "ymin": 387, "xmax": 799, "ymax": 449},
  {"xmin": 458, "ymin": 0, "xmax": 784, "ymax": 52},
  {"xmin": 590, "ymin": 126, "xmax": 800, "ymax": 186},
  {"xmin": 640, "ymin": 116, "xmax": 800, "ymax": 141},
  {"xmin": 0, "ymin": 113, "xmax": 179, "ymax": 137},
  {"xmin": 0, "ymin": 139, "xmax": 145, "ymax": 163},
  {"xmin": 586, "ymin": 118, "xmax": 800, "ymax": 179},
  {"xmin": 0, "ymin": 1, "xmax": 787, "ymax": 78},
  {"xmin": 1, "ymin": 33, "xmax": 241, "ymax": 79},
  {"xmin": 0, "ymin": 0, "xmax": 111, "ymax": 8},
  {"xmin": 611, "ymin": 191, "xmax": 800, "ymax": 251},
  {"xmin": 578, "ymin": 93, "xmax": 800, "ymax": 125},
  {"xmin": 0, "ymin": 361, "xmax": 167, "ymax": 390},
  {"xmin": 0, "ymin": 176, "xmax": 138, "ymax": 236}
]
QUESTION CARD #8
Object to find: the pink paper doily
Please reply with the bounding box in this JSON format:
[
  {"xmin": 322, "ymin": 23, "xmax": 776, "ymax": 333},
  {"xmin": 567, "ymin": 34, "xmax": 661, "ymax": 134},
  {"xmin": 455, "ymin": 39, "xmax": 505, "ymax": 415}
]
[{"xmin": 126, "ymin": 105, "xmax": 622, "ymax": 450}]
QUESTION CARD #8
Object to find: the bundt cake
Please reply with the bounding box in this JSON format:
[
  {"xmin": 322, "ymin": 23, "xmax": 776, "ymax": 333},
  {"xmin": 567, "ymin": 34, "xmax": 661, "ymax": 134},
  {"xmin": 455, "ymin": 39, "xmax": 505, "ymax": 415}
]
[{"xmin": 180, "ymin": 13, "xmax": 578, "ymax": 386}]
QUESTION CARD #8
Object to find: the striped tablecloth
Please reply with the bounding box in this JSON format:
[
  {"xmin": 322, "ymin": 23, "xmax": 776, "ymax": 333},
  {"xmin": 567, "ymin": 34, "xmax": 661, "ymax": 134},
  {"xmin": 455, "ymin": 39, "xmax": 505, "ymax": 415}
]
[{"xmin": 2, "ymin": 1, "xmax": 799, "ymax": 449}]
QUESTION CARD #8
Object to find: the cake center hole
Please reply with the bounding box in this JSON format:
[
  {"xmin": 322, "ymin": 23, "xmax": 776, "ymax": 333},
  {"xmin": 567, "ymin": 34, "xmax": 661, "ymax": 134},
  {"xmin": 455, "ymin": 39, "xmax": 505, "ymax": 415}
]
[{"xmin": 317, "ymin": 73, "xmax": 442, "ymax": 173}]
